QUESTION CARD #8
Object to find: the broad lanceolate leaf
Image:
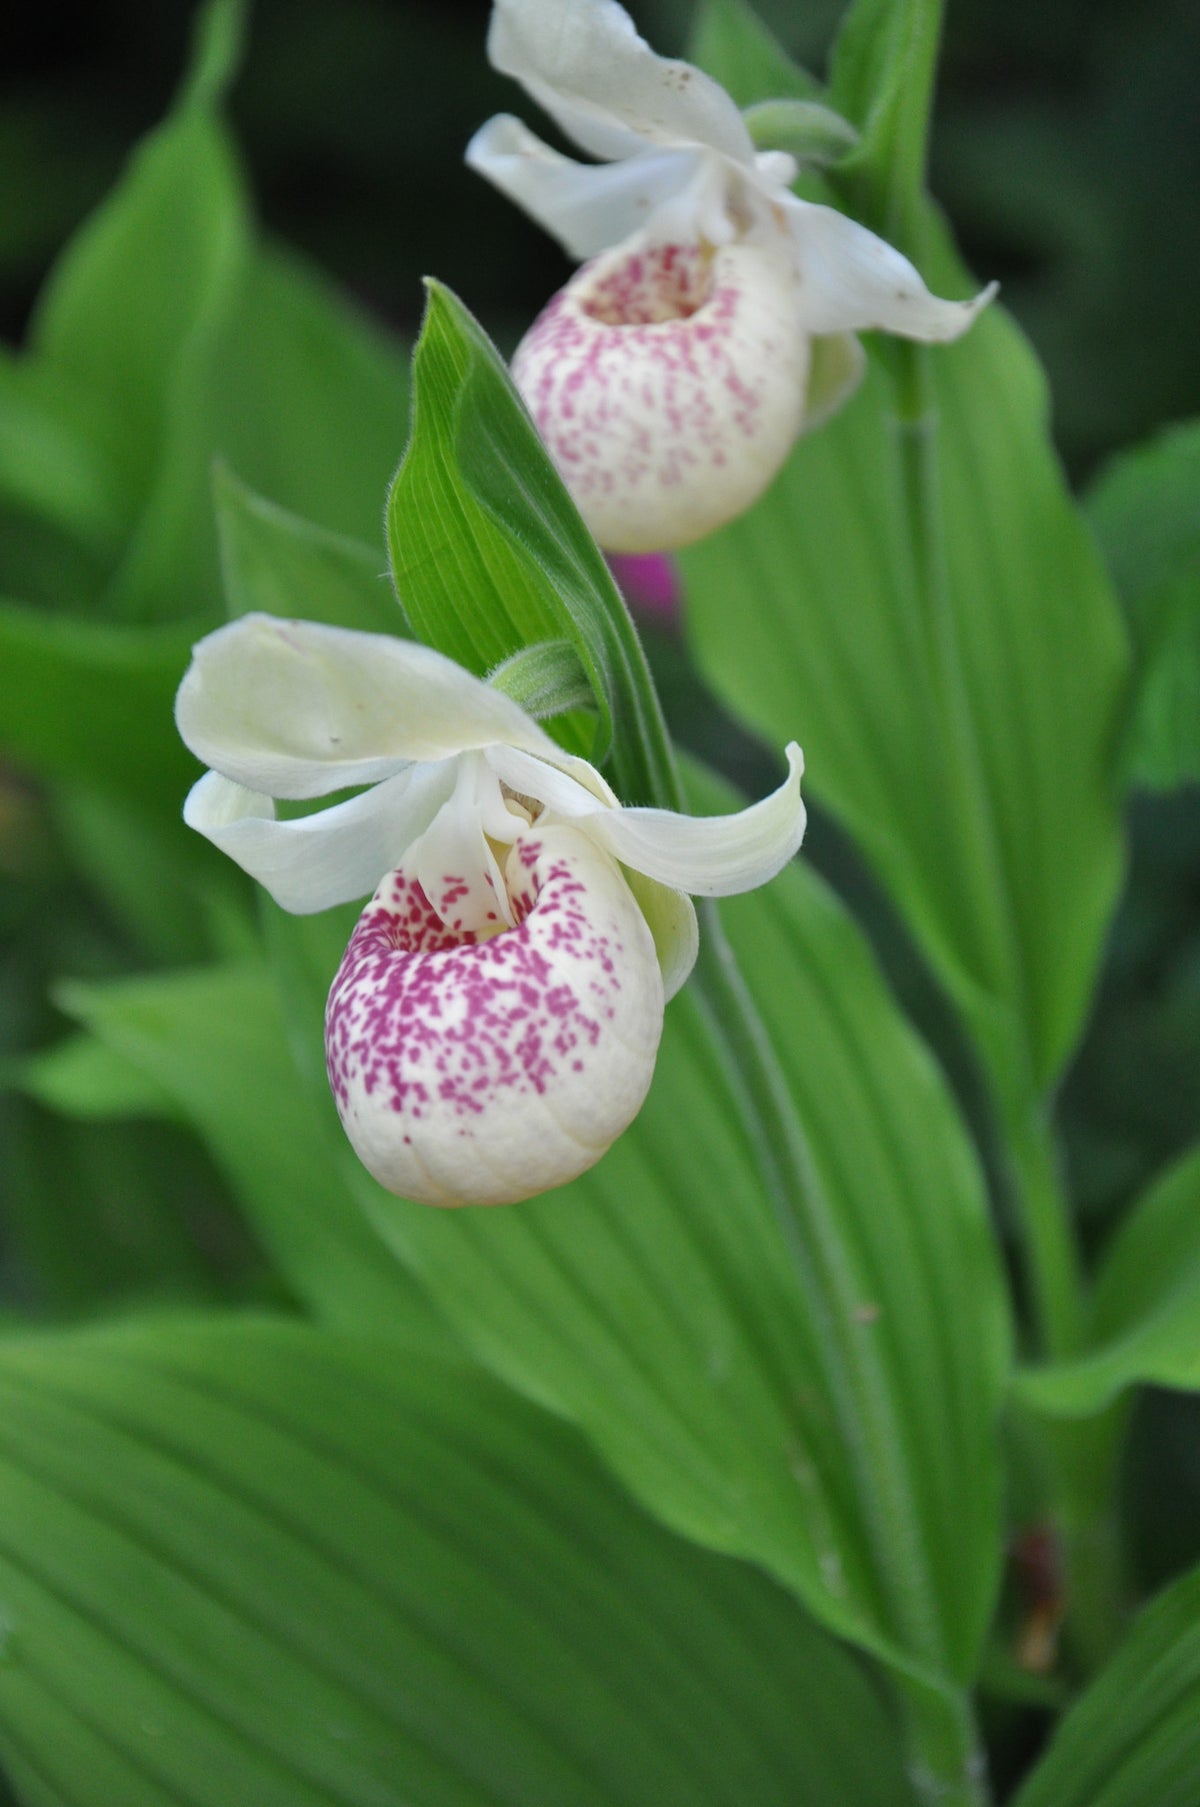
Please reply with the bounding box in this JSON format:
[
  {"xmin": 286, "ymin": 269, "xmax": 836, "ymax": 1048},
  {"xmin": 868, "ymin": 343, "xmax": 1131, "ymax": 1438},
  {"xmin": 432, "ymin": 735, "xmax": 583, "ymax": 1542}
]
[
  {"xmin": 0, "ymin": 602, "xmax": 197, "ymax": 816},
  {"xmin": 681, "ymin": 272, "xmax": 1128, "ymax": 1105},
  {"xmin": 30, "ymin": 3, "xmax": 251, "ymax": 619},
  {"xmin": 279, "ymin": 780, "xmax": 1010, "ymax": 1699},
  {"xmin": 1016, "ymin": 1143, "xmax": 1200, "ymax": 1417},
  {"xmin": 0, "ymin": 1317, "xmax": 917, "ymax": 1807},
  {"xmin": 21, "ymin": 1, "xmax": 408, "ymax": 626},
  {"xmin": 54, "ymin": 964, "xmax": 447, "ymax": 1347},
  {"xmin": 387, "ymin": 285, "xmax": 677, "ymax": 809},
  {"xmin": 690, "ymin": 0, "xmax": 824, "ymax": 108},
  {"xmin": 210, "ymin": 243, "xmax": 411, "ymax": 556},
  {"xmin": 213, "ymin": 467, "xmax": 401, "ymax": 638},
  {"xmin": 1088, "ymin": 419, "xmax": 1200, "ymax": 788},
  {"xmin": 1012, "ymin": 1561, "xmax": 1200, "ymax": 1807}
]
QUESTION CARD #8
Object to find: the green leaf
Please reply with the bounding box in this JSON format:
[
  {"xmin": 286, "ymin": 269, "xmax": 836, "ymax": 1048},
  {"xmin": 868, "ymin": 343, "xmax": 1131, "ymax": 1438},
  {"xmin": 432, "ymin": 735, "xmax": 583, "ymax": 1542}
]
[
  {"xmin": 387, "ymin": 284, "xmax": 677, "ymax": 808},
  {"xmin": 213, "ymin": 466, "xmax": 401, "ymax": 637},
  {"xmin": 689, "ymin": 0, "xmax": 824, "ymax": 107},
  {"xmin": 1087, "ymin": 420, "xmax": 1200, "ymax": 653},
  {"xmin": 0, "ymin": 1317, "xmax": 917, "ymax": 1807},
  {"xmin": 273, "ymin": 770, "xmax": 1009, "ymax": 1697},
  {"xmin": 211, "ymin": 243, "xmax": 411, "ymax": 554},
  {"xmin": 1088, "ymin": 420, "xmax": 1200, "ymax": 789},
  {"xmin": 1012, "ymin": 1561, "xmax": 1200, "ymax": 1807},
  {"xmin": 681, "ymin": 275, "xmax": 1128, "ymax": 1105},
  {"xmin": 1016, "ymin": 1143, "xmax": 1200, "ymax": 1417},
  {"xmin": 30, "ymin": 12, "xmax": 251, "ymax": 618},
  {"xmin": 828, "ymin": 0, "xmax": 942, "ymax": 243},
  {"xmin": 15, "ymin": 1033, "xmax": 177, "ymax": 1123},
  {"xmin": 55, "ymin": 964, "xmax": 446, "ymax": 1346},
  {"xmin": 0, "ymin": 350, "xmax": 124, "ymax": 561},
  {"xmin": 0, "ymin": 600, "xmax": 196, "ymax": 815}
]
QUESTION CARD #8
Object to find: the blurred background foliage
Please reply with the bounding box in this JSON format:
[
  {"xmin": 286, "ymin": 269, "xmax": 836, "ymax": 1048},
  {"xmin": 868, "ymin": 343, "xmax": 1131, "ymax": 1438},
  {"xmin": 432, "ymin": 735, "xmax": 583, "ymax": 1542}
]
[{"xmin": 1, "ymin": 0, "xmax": 1197, "ymax": 1749}]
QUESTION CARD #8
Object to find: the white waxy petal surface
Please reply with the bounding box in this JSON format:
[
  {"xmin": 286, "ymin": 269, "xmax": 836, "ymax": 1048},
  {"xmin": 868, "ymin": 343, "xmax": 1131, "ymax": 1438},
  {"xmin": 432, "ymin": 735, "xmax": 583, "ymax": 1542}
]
[
  {"xmin": 465, "ymin": 116, "xmax": 706, "ymax": 261},
  {"xmin": 513, "ymin": 235, "xmax": 810, "ymax": 552},
  {"xmin": 787, "ymin": 198, "xmax": 998, "ymax": 342},
  {"xmin": 487, "ymin": 0, "xmax": 755, "ymax": 165},
  {"xmin": 175, "ymin": 614, "xmax": 564, "ymax": 799},
  {"xmin": 325, "ymin": 825, "xmax": 663, "ymax": 1207},
  {"xmin": 182, "ymin": 764, "xmax": 456, "ymax": 914}
]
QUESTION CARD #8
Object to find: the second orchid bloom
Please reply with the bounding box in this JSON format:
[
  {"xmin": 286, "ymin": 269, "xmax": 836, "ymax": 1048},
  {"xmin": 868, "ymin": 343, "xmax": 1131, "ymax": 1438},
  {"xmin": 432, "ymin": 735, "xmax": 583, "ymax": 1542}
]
[
  {"xmin": 176, "ymin": 615, "xmax": 804, "ymax": 1208},
  {"xmin": 468, "ymin": 0, "xmax": 995, "ymax": 551}
]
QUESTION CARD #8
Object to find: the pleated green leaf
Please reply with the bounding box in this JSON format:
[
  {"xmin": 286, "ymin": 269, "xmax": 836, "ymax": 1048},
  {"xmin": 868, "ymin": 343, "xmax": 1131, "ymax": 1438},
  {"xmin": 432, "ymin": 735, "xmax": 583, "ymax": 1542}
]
[
  {"xmin": 30, "ymin": 5, "xmax": 250, "ymax": 619},
  {"xmin": 387, "ymin": 284, "xmax": 676, "ymax": 807},
  {"xmin": 210, "ymin": 243, "xmax": 411, "ymax": 557},
  {"xmin": 1012, "ymin": 1562, "xmax": 1200, "ymax": 1807},
  {"xmin": 1016, "ymin": 1143, "xmax": 1200, "ymax": 1417},
  {"xmin": 0, "ymin": 1317, "xmax": 917, "ymax": 1807},
  {"xmin": 0, "ymin": 602, "xmax": 196, "ymax": 815},
  {"xmin": 690, "ymin": 0, "xmax": 824, "ymax": 107},
  {"xmin": 213, "ymin": 466, "xmax": 401, "ymax": 638},
  {"xmin": 53, "ymin": 965, "xmax": 445, "ymax": 1346},
  {"xmin": 1087, "ymin": 420, "xmax": 1200, "ymax": 788},
  {"xmin": 681, "ymin": 288, "xmax": 1128, "ymax": 1101}
]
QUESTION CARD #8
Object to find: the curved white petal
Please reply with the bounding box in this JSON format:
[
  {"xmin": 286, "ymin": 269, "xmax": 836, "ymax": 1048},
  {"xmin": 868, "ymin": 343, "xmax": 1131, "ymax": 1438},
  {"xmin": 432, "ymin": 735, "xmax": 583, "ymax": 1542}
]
[
  {"xmin": 491, "ymin": 740, "xmax": 804, "ymax": 894},
  {"xmin": 326, "ymin": 824, "xmax": 663, "ymax": 1207},
  {"xmin": 175, "ymin": 613, "xmax": 563, "ymax": 799},
  {"xmin": 488, "ymin": 0, "xmax": 755, "ymax": 165},
  {"xmin": 407, "ymin": 752, "xmax": 528, "ymax": 935},
  {"xmin": 581, "ymin": 743, "xmax": 807, "ymax": 895},
  {"xmin": 183, "ymin": 765, "xmax": 456, "ymax": 914},
  {"xmin": 513, "ymin": 233, "xmax": 810, "ymax": 552},
  {"xmin": 467, "ymin": 115, "xmax": 708, "ymax": 260},
  {"xmin": 786, "ymin": 197, "xmax": 997, "ymax": 341}
]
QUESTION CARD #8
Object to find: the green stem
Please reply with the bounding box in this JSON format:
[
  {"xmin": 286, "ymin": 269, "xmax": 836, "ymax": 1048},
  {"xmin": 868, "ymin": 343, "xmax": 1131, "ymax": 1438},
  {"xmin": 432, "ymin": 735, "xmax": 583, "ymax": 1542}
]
[
  {"xmin": 894, "ymin": 1677, "xmax": 992, "ymax": 1807},
  {"xmin": 1006, "ymin": 1103, "xmax": 1086, "ymax": 1362}
]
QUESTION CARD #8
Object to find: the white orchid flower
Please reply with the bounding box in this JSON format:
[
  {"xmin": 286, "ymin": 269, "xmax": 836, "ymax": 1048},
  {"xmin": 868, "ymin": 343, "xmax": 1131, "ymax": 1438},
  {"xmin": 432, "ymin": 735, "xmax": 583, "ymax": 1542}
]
[
  {"xmin": 467, "ymin": 0, "xmax": 996, "ymax": 552},
  {"xmin": 176, "ymin": 614, "xmax": 805, "ymax": 1208}
]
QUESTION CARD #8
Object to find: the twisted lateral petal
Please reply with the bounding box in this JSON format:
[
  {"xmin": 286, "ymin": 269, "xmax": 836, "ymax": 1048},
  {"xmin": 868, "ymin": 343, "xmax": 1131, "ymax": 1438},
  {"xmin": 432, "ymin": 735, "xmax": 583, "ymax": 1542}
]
[
  {"xmin": 175, "ymin": 614, "xmax": 563, "ymax": 799},
  {"xmin": 488, "ymin": 0, "xmax": 755, "ymax": 165},
  {"xmin": 326, "ymin": 825, "xmax": 663, "ymax": 1207},
  {"xmin": 489, "ymin": 741, "xmax": 806, "ymax": 894},
  {"xmin": 466, "ymin": 115, "xmax": 707, "ymax": 261},
  {"xmin": 513, "ymin": 235, "xmax": 809, "ymax": 552},
  {"xmin": 786, "ymin": 199, "xmax": 998, "ymax": 341},
  {"xmin": 182, "ymin": 765, "xmax": 456, "ymax": 914}
]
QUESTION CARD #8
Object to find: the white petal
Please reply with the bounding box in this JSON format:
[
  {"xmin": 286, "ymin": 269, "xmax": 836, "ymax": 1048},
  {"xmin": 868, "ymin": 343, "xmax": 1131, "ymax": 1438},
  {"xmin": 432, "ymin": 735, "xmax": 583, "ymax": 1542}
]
[
  {"xmin": 175, "ymin": 613, "xmax": 564, "ymax": 799},
  {"xmin": 326, "ymin": 823, "xmax": 663, "ymax": 1207},
  {"xmin": 182, "ymin": 765, "xmax": 456, "ymax": 914},
  {"xmin": 590, "ymin": 743, "xmax": 806, "ymax": 894},
  {"xmin": 513, "ymin": 233, "xmax": 810, "ymax": 552},
  {"xmin": 488, "ymin": 0, "xmax": 755, "ymax": 165},
  {"xmin": 496, "ymin": 740, "xmax": 805, "ymax": 895},
  {"xmin": 407, "ymin": 752, "xmax": 526, "ymax": 935},
  {"xmin": 467, "ymin": 115, "xmax": 708, "ymax": 260},
  {"xmin": 786, "ymin": 197, "xmax": 997, "ymax": 341}
]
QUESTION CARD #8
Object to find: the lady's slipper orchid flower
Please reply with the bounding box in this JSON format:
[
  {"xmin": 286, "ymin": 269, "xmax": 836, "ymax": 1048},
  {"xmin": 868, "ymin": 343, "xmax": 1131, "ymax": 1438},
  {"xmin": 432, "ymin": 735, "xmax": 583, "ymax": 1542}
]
[
  {"xmin": 467, "ymin": 0, "xmax": 996, "ymax": 552},
  {"xmin": 176, "ymin": 614, "xmax": 805, "ymax": 1208}
]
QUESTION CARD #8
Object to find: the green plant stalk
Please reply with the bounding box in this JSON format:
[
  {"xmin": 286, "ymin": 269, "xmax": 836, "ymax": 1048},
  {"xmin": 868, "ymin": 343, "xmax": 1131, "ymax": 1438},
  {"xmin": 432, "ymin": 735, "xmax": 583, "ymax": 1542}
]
[
  {"xmin": 692, "ymin": 916, "xmax": 993, "ymax": 1805},
  {"xmin": 893, "ymin": 1676, "xmax": 992, "ymax": 1807}
]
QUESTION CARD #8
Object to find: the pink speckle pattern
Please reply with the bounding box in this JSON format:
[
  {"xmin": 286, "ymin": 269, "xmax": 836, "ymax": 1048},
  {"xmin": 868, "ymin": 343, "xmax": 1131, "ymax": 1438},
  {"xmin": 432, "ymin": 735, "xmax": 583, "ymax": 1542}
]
[
  {"xmin": 513, "ymin": 236, "xmax": 809, "ymax": 554},
  {"xmin": 325, "ymin": 825, "xmax": 663, "ymax": 1207}
]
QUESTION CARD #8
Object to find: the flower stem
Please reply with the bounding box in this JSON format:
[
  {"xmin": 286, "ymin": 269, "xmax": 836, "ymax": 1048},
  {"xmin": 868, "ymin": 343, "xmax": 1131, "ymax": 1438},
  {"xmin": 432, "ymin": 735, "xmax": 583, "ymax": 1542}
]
[{"xmin": 894, "ymin": 1676, "xmax": 992, "ymax": 1807}]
